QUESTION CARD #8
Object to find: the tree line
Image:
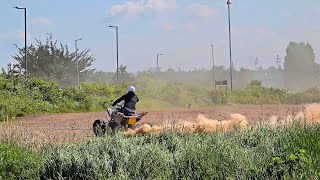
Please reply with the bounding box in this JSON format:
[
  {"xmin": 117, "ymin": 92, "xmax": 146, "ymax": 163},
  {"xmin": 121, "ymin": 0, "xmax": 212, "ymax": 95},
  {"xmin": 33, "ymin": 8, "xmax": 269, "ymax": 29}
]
[{"xmin": 2, "ymin": 34, "xmax": 320, "ymax": 90}]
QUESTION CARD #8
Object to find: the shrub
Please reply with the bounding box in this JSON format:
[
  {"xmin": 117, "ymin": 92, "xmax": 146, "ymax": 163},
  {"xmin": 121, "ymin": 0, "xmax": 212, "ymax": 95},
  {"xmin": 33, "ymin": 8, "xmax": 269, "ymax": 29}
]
[
  {"xmin": 228, "ymin": 86, "xmax": 289, "ymax": 104},
  {"xmin": 39, "ymin": 123, "xmax": 320, "ymax": 179},
  {"xmin": 0, "ymin": 142, "xmax": 43, "ymax": 180},
  {"xmin": 289, "ymin": 87, "xmax": 320, "ymax": 104}
]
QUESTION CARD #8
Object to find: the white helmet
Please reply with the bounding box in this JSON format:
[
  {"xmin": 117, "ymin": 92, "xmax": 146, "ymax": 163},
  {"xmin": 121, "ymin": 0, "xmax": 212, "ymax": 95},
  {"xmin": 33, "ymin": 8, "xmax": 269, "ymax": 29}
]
[{"xmin": 128, "ymin": 86, "xmax": 135, "ymax": 93}]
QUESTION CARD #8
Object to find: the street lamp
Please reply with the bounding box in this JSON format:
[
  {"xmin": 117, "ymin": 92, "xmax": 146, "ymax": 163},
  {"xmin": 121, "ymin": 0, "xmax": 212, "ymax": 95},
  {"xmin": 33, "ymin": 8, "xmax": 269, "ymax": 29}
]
[
  {"xmin": 157, "ymin": 53, "xmax": 163, "ymax": 71},
  {"xmin": 109, "ymin": 25, "xmax": 119, "ymax": 84},
  {"xmin": 227, "ymin": 0, "xmax": 233, "ymax": 91},
  {"xmin": 210, "ymin": 44, "xmax": 215, "ymax": 87},
  {"xmin": 75, "ymin": 38, "xmax": 83, "ymax": 87},
  {"xmin": 14, "ymin": 6, "xmax": 27, "ymax": 79}
]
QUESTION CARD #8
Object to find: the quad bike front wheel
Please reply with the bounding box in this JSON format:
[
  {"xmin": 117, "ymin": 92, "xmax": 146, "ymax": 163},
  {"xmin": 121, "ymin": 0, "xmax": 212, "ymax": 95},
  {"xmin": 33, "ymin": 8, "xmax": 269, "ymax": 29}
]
[{"xmin": 93, "ymin": 119, "xmax": 107, "ymax": 137}]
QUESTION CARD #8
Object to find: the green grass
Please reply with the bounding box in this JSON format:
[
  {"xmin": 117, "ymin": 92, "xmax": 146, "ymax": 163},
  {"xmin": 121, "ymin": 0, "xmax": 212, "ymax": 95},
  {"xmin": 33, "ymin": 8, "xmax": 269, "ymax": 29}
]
[
  {"xmin": 38, "ymin": 123, "xmax": 320, "ymax": 179},
  {"xmin": 0, "ymin": 142, "xmax": 43, "ymax": 180},
  {"xmin": 1, "ymin": 76, "xmax": 320, "ymax": 121}
]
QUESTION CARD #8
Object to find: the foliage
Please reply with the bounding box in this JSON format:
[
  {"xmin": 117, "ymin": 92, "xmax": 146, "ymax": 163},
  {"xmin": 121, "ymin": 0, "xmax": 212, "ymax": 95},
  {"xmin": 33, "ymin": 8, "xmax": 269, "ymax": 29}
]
[
  {"xmin": 248, "ymin": 80, "xmax": 262, "ymax": 87},
  {"xmin": 289, "ymin": 87, "xmax": 320, "ymax": 104},
  {"xmin": 12, "ymin": 34, "xmax": 95, "ymax": 86},
  {"xmin": 1, "ymin": 63, "xmax": 24, "ymax": 79},
  {"xmin": 38, "ymin": 123, "xmax": 320, "ymax": 179},
  {"xmin": 112, "ymin": 65, "xmax": 135, "ymax": 85},
  {"xmin": 229, "ymin": 86, "xmax": 289, "ymax": 104},
  {"xmin": 133, "ymin": 76, "xmax": 226, "ymax": 109},
  {"xmin": 0, "ymin": 142, "xmax": 42, "ymax": 180},
  {"xmin": 86, "ymin": 71, "xmax": 114, "ymax": 84},
  {"xmin": 0, "ymin": 76, "xmax": 116, "ymax": 120},
  {"xmin": 284, "ymin": 42, "xmax": 318, "ymax": 89},
  {"xmin": 1, "ymin": 75, "xmax": 320, "ymax": 121}
]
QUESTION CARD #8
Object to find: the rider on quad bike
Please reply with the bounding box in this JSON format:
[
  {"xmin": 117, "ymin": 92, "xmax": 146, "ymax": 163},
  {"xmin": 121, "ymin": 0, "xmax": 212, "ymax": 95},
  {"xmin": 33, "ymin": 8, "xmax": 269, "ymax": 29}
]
[
  {"xmin": 112, "ymin": 85, "xmax": 139, "ymax": 116},
  {"xmin": 92, "ymin": 85, "xmax": 147, "ymax": 136}
]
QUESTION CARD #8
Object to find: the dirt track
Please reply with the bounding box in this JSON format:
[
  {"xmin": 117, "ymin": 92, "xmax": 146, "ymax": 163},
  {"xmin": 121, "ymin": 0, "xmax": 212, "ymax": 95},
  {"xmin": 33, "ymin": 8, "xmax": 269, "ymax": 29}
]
[{"xmin": 0, "ymin": 105, "xmax": 306, "ymax": 145}]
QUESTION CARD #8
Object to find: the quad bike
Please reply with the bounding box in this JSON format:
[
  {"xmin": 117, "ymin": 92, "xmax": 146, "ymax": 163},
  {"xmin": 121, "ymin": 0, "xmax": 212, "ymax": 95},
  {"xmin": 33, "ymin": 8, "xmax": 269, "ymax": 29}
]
[{"xmin": 92, "ymin": 104, "xmax": 148, "ymax": 137}]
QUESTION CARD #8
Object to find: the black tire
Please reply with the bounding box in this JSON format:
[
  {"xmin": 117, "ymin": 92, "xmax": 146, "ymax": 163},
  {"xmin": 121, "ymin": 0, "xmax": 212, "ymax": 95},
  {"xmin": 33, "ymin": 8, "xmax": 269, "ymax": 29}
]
[
  {"xmin": 108, "ymin": 121, "xmax": 119, "ymax": 132},
  {"xmin": 93, "ymin": 119, "xmax": 107, "ymax": 137}
]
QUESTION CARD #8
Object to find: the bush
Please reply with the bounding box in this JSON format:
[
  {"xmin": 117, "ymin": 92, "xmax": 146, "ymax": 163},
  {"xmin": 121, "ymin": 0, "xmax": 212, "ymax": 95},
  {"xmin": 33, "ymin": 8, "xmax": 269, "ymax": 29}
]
[
  {"xmin": 0, "ymin": 142, "xmax": 43, "ymax": 180},
  {"xmin": 39, "ymin": 123, "xmax": 320, "ymax": 179},
  {"xmin": 0, "ymin": 77, "xmax": 123, "ymax": 120},
  {"xmin": 289, "ymin": 87, "xmax": 320, "ymax": 104},
  {"xmin": 228, "ymin": 86, "xmax": 289, "ymax": 104}
]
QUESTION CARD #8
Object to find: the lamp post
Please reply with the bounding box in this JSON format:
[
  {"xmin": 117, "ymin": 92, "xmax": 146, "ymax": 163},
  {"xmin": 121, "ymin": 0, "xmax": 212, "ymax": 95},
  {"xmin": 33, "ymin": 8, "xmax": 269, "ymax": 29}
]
[
  {"xmin": 75, "ymin": 38, "xmax": 83, "ymax": 87},
  {"xmin": 210, "ymin": 44, "xmax": 215, "ymax": 87},
  {"xmin": 157, "ymin": 53, "xmax": 163, "ymax": 71},
  {"xmin": 227, "ymin": 0, "xmax": 233, "ymax": 91},
  {"xmin": 14, "ymin": 6, "xmax": 27, "ymax": 79},
  {"xmin": 109, "ymin": 25, "xmax": 119, "ymax": 84}
]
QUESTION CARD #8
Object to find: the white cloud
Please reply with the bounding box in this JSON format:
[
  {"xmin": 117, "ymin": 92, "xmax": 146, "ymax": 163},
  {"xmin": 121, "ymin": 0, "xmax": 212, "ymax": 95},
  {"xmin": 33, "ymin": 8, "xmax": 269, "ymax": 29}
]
[
  {"xmin": 185, "ymin": 3, "xmax": 214, "ymax": 18},
  {"xmin": 109, "ymin": 0, "xmax": 176, "ymax": 17},
  {"xmin": 146, "ymin": 0, "xmax": 176, "ymax": 13},
  {"xmin": 109, "ymin": 1, "xmax": 145, "ymax": 17},
  {"xmin": 31, "ymin": 17, "xmax": 53, "ymax": 26}
]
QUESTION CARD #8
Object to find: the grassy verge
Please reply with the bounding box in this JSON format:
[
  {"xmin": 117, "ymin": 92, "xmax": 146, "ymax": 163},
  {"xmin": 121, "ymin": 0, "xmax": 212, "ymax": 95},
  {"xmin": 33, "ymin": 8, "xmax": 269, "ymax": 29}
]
[{"xmin": 38, "ymin": 123, "xmax": 320, "ymax": 179}]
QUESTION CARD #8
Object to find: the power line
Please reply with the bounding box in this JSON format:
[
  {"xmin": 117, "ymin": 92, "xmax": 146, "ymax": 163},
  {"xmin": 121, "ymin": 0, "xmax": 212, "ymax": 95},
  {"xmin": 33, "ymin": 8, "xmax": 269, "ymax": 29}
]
[
  {"xmin": 254, "ymin": 57, "xmax": 259, "ymax": 70},
  {"xmin": 275, "ymin": 55, "xmax": 281, "ymax": 69}
]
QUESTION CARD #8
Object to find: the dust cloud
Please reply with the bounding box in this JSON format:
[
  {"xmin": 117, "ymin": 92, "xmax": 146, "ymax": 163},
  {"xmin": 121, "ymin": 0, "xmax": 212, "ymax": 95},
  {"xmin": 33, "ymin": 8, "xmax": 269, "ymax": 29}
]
[
  {"xmin": 268, "ymin": 103, "xmax": 320, "ymax": 126},
  {"xmin": 122, "ymin": 113, "xmax": 248, "ymax": 137},
  {"xmin": 122, "ymin": 103, "xmax": 320, "ymax": 137}
]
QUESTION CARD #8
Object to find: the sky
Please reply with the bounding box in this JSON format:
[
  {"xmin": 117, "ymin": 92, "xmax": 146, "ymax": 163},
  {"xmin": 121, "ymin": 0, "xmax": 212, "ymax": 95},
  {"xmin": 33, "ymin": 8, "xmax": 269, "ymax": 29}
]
[{"xmin": 1, "ymin": 0, "xmax": 320, "ymax": 73}]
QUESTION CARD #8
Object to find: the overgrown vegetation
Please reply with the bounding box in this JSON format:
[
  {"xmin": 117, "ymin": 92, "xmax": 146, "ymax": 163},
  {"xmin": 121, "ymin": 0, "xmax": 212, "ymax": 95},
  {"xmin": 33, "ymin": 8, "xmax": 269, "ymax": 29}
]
[
  {"xmin": 37, "ymin": 123, "xmax": 320, "ymax": 179},
  {"xmin": 1, "ymin": 75, "xmax": 320, "ymax": 120},
  {"xmin": 0, "ymin": 76, "xmax": 126, "ymax": 120},
  {"xmin": 1, "ymin": 122, "xmax": 319, "ymax": 179},
  {"xmin": 0, "ymin": 142, "xmax": 43, "ymax": 180}
]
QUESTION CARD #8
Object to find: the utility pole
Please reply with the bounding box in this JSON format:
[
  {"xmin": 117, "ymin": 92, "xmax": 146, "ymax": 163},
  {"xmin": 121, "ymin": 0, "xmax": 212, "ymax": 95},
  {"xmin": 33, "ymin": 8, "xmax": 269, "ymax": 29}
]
[
  {"xmin": 75, "ymin": 38, "xmax": 83, "ymax": 87},
  {"xmin": 109, "ymin": 25, "xmax": 119, "ymax": 84},
  {"xmin": 227, "ymin": 0, "xmax": 233, "ymax": 91},
  {"xmin": 275, "ymin": 55, "xmax": 281, "ymax": 69},
  {"xmin": 14, "ymin": 6, "xmax": 27, "ymax": 79},
  {"xmin": 254, "ymin": 57, "xmax": 260, "ymax": 70},
  {"xmin": 210, "ymin": 44, "xmax": 215, "ymax": 87},
  {"xmin": 156, "ymin": 53, "xmax": 163, "ymax": 71}
]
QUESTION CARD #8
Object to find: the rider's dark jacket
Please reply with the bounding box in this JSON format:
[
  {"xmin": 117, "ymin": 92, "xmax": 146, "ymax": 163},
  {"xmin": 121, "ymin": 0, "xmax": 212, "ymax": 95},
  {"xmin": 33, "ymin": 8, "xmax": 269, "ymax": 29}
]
[{"xmin": 112, "ymin": 91, "xmax": 139, "ymax": 112}]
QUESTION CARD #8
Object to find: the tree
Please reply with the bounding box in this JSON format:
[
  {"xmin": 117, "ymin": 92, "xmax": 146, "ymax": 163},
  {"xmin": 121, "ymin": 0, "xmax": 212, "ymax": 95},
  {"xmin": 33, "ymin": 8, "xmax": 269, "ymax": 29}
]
[
  {"xmin": 12, "ymin": 35, "xmax": 95, "ymax": 86},
  {"xmin": 1, "ymin": 63, "xmax": 23, "ymax": 79},
  {"xmin": 248, "ymin": 80, "xmax": 262, "ymax": 87},
  {"xmin": 113, "ymin": 65, "xmax": 134, "ymax": 84},
  {"xmin": 284, "ymin": 42, "xmax": 318, "ymax": 90},
  {"xmin": 86, "ymin": 71, "xmax": 114, "ymax": 83}
]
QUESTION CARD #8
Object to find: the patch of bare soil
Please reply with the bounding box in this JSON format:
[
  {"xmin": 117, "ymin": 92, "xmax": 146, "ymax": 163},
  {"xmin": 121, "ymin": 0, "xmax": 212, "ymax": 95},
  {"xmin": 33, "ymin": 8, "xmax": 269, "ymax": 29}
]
[{"xmin": 0, "ymin": 105, "xmax": 306, "ymax": 146}]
